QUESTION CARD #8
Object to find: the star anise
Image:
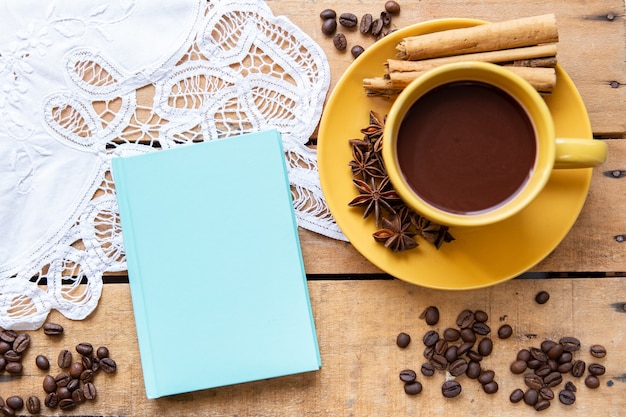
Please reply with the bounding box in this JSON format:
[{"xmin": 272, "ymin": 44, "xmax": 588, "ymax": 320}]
[
  {"xmin": 413, "ymin": 216, "xmax": 455, "ymax": 249},
  {"xmin": 372, "ymin": 214, "xmax": 418, "ymax": 252},
  {"xmin": 348, "ymin": 136, "xmax": 374, "ymax": 153},
  {"xmin": 360, "ymin": 110, "xmax": 385, "ymax": 140},
  {"xmin": 349, "ymin": 145, "xmax": 385, "ymax": 180},
  {"xmin": 348, "ymin": 177, "xmax": 400, "ymax": 227}
]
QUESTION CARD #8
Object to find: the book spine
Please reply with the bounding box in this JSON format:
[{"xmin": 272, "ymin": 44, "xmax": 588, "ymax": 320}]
[{"xmin": 112, "ymin": 158, "xmax": 160, "ymax": 398}]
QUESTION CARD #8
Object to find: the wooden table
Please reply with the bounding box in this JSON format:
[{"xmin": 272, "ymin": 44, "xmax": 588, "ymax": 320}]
[{"xmin": 4, "ymin": 1, "xmax": 625, "ymax": 416}]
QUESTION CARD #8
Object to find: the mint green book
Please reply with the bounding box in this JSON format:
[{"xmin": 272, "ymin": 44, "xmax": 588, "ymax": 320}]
[{"xmin": 112, "ymin": 129, "xmax": 321, "ymax": 398}]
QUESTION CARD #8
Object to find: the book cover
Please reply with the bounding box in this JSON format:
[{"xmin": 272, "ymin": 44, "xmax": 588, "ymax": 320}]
[{"xmin": 112, "ymin": 129, "xmax": 321, "ymax": 398}]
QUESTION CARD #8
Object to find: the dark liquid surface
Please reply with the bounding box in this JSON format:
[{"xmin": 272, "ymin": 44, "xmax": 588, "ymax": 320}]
[{"xmin": 396, "ymin": 81, "xmax": 536, "ymax": 214}]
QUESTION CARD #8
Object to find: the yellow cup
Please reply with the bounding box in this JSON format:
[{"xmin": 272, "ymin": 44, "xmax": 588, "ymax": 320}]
[{"xmin": 383, "ymin": 62, "xmax": 607, "ymax": 227}]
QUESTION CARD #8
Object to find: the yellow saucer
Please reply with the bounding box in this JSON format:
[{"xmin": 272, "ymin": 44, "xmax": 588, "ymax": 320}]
[{"xmin": 317, "ymin": 19, "xmax": 593, "ymax": 290}]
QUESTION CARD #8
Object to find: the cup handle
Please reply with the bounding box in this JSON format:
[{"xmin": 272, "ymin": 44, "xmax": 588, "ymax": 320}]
[{"xmin": 554, "ymin": 138, "xmax": 607, "ymax": 169}]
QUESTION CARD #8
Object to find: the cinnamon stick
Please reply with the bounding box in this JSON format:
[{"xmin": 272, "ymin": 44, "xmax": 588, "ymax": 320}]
[
  {"xmin": 386, "ymin": 44, "xmax": 557, "ymax": 74},
  {"xmin": 363, "ymin": 66, "xmax": 557, "ymax": 96},
  {"xmin": 397, "ymin": 14, "xmax": 558, "ymax": 60}
]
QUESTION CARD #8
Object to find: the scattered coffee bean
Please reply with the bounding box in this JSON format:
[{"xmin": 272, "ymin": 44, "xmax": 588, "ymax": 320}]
[
  {"xmin": 524, "ymin": 374, "xmax": 544, "ymax": 390},
  {"xmin": 26, "ymin": 396, "xmax": 40, "ymax": 414},
  {"xmin": 523, "ymin": 389, "xmax": 539, "ymax": 406},
  {"xmin": 72, "ymin": 388, "xmax": 85, "ymax": 404},
  {"xmin": 466, "ymin": 361, "xmax": 482, "ymax": 379},
  {"xmin": 449, "ymin": 358, "xmax": 468, "ymax": 377},
  {"xmin": 321, "ymin": 19, "xmax": 337, "ymax": 36},
  {"xmin": 564, "ymin": 381, "xmax": 577, "ymax": 392},
  {"xmin": 70, "ymin": 362, "xmax": 84, "ymax": 379},
  {"xmin": 559, "ymin": 388, "xmax": 576, "ymax": 405},
  {"xmin": 590, "ymin": 344, "xmax": 607, "ymax": 358},
  {"xmin": 67, "ymin": 378, "xmax": 80, "ymax": 392},
  {"xmin": 36, "ymin": 354, "xmax": 50, "ymax": 370},
  {"xmin": 43, "ymin": 375, "xmax": 57, "ymax": 393},
  {"xmin": 588, "ymin": 363, "xmax": 606, "ymax": 376},
  {"xmin": 534, "ymin": 398, "xmax": 551, "ymax": 411},
  {"xmin": 319, "ymin": 9, "xmax": 336, "ymax": 20},
  {"xmin": 0, "ymin": 357, "xmax": 5, "ymax": 372},
  {"xmin": 0, "ymin": 341, "xmax": 11, "ymax": 354},
  {"xmin": 3, "ymin": 350, "xmax": 21, "ymax": 362},
  {"xmin": 535, "ymin": 290, "xmax": 550, "ymax": 304},
  {"xmin": 478, "ymin": 338, "xmax": 493, "ymax": 356},
  {"xmin": 83, "ymin": 382, "xmax": 97, "ymax": 400},
  {"xmin": 510, "ymin": 360, "xmax": 527, "ymax": 374},
  {"xmin": 539, "ymin": 387, "xmax": 555, "ymax": 401},
  {"xmin": 559, "ymin": 336, "xmax": 581, "ymax": 352},
  {"xmin": 76, "ymin": 342, "xmax": 94, "ymax": 356},
  {"xmin": 399, "ymin": 369, "xmax": 416, "ymax": 382},
  {"xmin": 474, "ymin": 310, "xmax": 488, "ymax": 323},
  {"xmin": 338, "ymin": 13, "xmax": 358, "ymax": 28},
  {"xmin": 96, "ymin": 346, "xmax": 110, "ymax": 359},
  {"xmin": 496, "ymin": 324, "xmax": 512, "ymax": 340},
  {"xmin": 0, "ymin": 330, "xmax": 17, "ymax": 344},
  {"xmin": 456, "ymin": 341, "xmax": 474, "ymax": 357},
  {"xmin": 385, "ymin": 0, "xmax": 401, "ymax": 14},
  {"xmin": 4, "ymin": 362, "xmax": 22, "ymax": 375},
  {"xmin": 441, "ymin": 380, "xmax": 461, "ymax": 398},
  {"xmin": 44, "ymin": 392, "xmax": 59, "ymax": 409},
  {"xmin": 540, "ymin": 340, "xmax": 557, "ymax": 353},
  {"xmin": 333, "ymin": 33, "xmax": 347, "ymax": 51},
  {"xmin": 585, "ymin": 375, "xmax": 600, "ymax": 389},
  {"xmin": 423, "ymin": 330, "xmax": 439, "ymax": 347},
  {"xmin": 370, "ymin": 18, "xmax": 384, "ymax": 36},
  {"xmin": 396, "ymin": 332, "xmax": 411, "ymax": 348},
  {"xmin": 466, "ymin": 350, "xmax": 483, "ymax": 363},
  {"xmin": 510, "ymin": 388, "xmax": 524, "ymax": 403},
  {"xmin": 571, "ymin": 359, "xmax": 586, "ymax": 377},
  {"xmin": 444, "ymin": 345, "xmax": 458, "ymax": 363},
  {"xmin": 483, "ymin": 381, "xmax": 499, "ymax": 394},
  {"xmin": 421, "ymin": 363, "xmax": 435, "ymax": 377},
  {"xmin": 12, "ymin": 333, "xmax": 30, "ymax": 354},
  {"xmin": 57, "ymin": 387, "xmax": 71, "ymax": 400},
  {"xmin": 404, "ymin": 381, "xmax": 422, "ymax": 395},
  {"xmin": 5, "ymin": 396, "xmax": 23, "ymax": 410},
  {"xmin": 460, "ymin": 328, "xmax": 476, "ymax": 343},
  {"xmin": 421, "ymin": 306, "xmax": 440, "ymax": 326},
  {"xmin": 443, "ymin": 328, "xmax": 461, "ymax": 342},
  {"xmin": 58, "ymin": 349, "xmax": 72, "ymax": 369},
  {"xmin": 351, "ymin": 45, "xmax": 365, "ymax": 59},
  {"xmin": 430, "ymin": 354, "xmax": 447, "ymax": 370},
  {"xmin": 380, "ymin": 11, "xmax": 391, "ymax": 26},
  {"xmin": 55, "ymin": 371, "xmax": 71, "ymax": 387},
  {"xmin": 59, "ymin": 398, "xmax": 76, "ymax": 411},
  {"xmin": 544, "ymin": 371, "xmax": 563, "ymax": 388},
  {"xmin": 456, "ymin": 309, "xmax": 475, "ymax": 329},
  {"xmin": 517, "ymin": 348, "xmax": 531, "ymax": 362},
  {"xmin": 359, "ymin": 13, "xmax": 373, "ymax": 33},
  {"xmin": 42, "ymin": 322, "xmax": 64, "ymax": 336},
  {"xmin": 478, "ymin": 370, "xmax": 495, "ymax": 385}
]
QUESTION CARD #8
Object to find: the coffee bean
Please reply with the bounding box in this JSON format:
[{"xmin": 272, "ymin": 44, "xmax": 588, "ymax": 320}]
[
  {"xmin": 5, "ymin": 361, "xmax": 22, "ymax": 375},
  {"xmin": 44, "ymin": 392, "xmax": 59, "ymax": 409},
  {"xmin": 430, "ymin": 354, "xmax": 447, "ymax": 371},
  {"xmin": 396, "ymin": 332, "xmax": 411, "ymax": 348},
  {"xmin": 483, "ymin": 381, "xmax": 499, "ymax": 394},
  {"xmin": 478, "ymin": 370, "xmax": 495, "ymax": 385},
  {"xmin": 0, "ymin": 330, "xmax": 17, "ymax": 344},
  {"xmin": 534, "ymin": 363, "xmax": 552, "ymax": 378},
  {"xmin": 338, "ymin": 13, "xmax": 358, "ymax": 27},
  {"xmin": 80, "ymin": 368, "xmax": 94, "ymax": 383},
  {"xmin": 67, "ymin": 378, "xmax": 80, "ymax": 392},
  {"xmin": 380, "ymin": 11, "xmax": 391, "ymax": 26},
  {"xmin": 422, "ymin": 306, "xmax": 440, "ymax": 325},
  {"xmin": 457, "ymin": 341, "xmax": 474, "ymax": 357},
  {"xmin": 96, "ymin": 346, "xmax": 110, "ymax": 359},
  {"xmin": 557, "ymin": 361, "xmax": 573, "ymax": 373},
  {"xmin": 535, "ymin": 290, "xmax": 550, "ymax": 304},
  {"xmin": 540, "ymin": 340, "xmax": 557, "ymax": 353},
  {"xmin": 404, "ymin": 381, "xmax": 422, "ymax": 395},
  {"xmin": 449, "ymin": 358, "xmax": 468, "ymax": 377},
  {"xmin": 385, "ymin": 0, "xmax": 401, "ymax": 14},
  {"xmin": 559, "ymin": 388, "xmax": 576, "ymax": 405},
  {"xmin": 585, "ymin": 374, "xmax": 600, "ymax": 389},
  {"xmin": 359, "ymin": 13, "xmax": 373, "ymax": 33},
  {"xmin": 456, "ymin": 310, "xmax": 475, "ymax": 328},
  {"xmin": 91, "ymin": 356, "xmax": 100, "ymax": 372},
  {"xmin": 83, "ymin": 382, "xmax": 97, "ymax": 400},
  {"xmin": 321, "ymin": 19, "xmax": 337, "ymax": 36},
  {"xmin": 76, "ymin": 342, "xmax": 94, "ymax": 356},
  {"xmin": 534, "ymin": 398, "xmax": 551, "ymax": 411},
  {"xmin": 467, "ymin": 350, "xmax": 483, "ymax": 363},
  {"xmin": 523, "ymin": 389, "xmax": 539, "ymax": 406},
  {"xmin": 590, "ymin": 344, "xmax": 607, "ymax": 358},
  {"xmin": 42, "ymin": 322, "xmax": 64, "ymax": 336},
  {"xmin": 0, "ymin": 341, "xmax": 11, "ymax": 354},
  {"xmin": 559, "ymin": 336, "xmax": 581, "ymax": 352},
  {"xmin": 443, "ymin": 328, "xmax": 461, "ymax": 342},
  {"xmin": 3, "ymin": 350, "xmax": 21, "ymax": 362},
  {"xmin": 524, "ymin": 374, "xmax": 544, "ymax": 390},
  {"xmin": 420, "ymin": 363, "xmax": 435, "ymax": 376},
  {"xmin": 72, "ymin": 389, "xmax": 85, "ymax": 404},
  {"xmin": 58, "ymin": 349, "xmax": 72, "ymax": 369},
  {"xmin": 100, "ymin": 356, "xmax": 117, "ymax": 373},
  {"xmin": 539, "ymin": 387, "xmax": 554, "ymax": 400},
  {"xmin": 588, "ymin": 363, "xmax": 606, "ymax": 376},
  {"xmin": 564, "ymin": 381, "xmax": 577, "ymax": 392},
  {"xmin": 319, "ymin": 9, "xmax": 336, "ymax": 20},
  {"xmin": 474, "ymin": 310, "xmax": 488, "ymax": 323},
  {"xmin": 57, "ymin": 387, "xmax": 71, "ymax": 400},
  {"xmin": 466, "ymin": 361, "xmax": 482, "ymax": 379},
  {"xmin": 36, "ymin": 354, "xmax": 50, "ymax": 370},
  {"xmin": 460, "ymin": 328, "xmax": 476, "ymax": 343},
  {"xmin": 70, "ymin": 362, "xmax": 84, "ymax": 378},
  {"xmin": 571, "ymin": 359, "xmax": 586, "ymax": 377},
  {"xmin": 423, "ymin": 346, "xmax": 434, "ymax": 360},
  {"xmin": 5, "ymin": 396, "xmax": 23, "ymax": 410},
  {"xmin": 434, "ymin": 339, "xmax": 448, "ymax": 356},
  {"xmin": 509, "ymin": 388, "xmax": 524, "ymax": 403},
  {"xmin": 444, "ymin": 345, "xmax": 458, "ymax": 363},
  {"xmin": 558, "ymin": 351, "xmax": 573, "ymax": 363},
  {"xmin": 399, "ymin": 369, "xmax": 416, "ymax": 382},
  {"xmin": 26, "ymin": 396, "xmax": 40, "ymax": 414},
  {"xmin": 43, "ymin": 374, "xmax": 57, "ymax": 393},
  {"xmin": 351, "ymin": 45, "xmax": 365, "ymax": 59},
  {"xmin": 55, "ymin": 371, "xmax": 71, "ymax": 387},
  {"xmin": 517, "ymin": 349, "xmax": 531, "ymax": 362},
  {"xmin": 59, "ymin": 398, "xmax": 76, "ymax": 411},
  {"xmin": 0, "ymin": 406, "xmax": 14, "ymax": 417},
  {"xmin": 497, "ymin": 324, "xmax": 513, "ymax": 339},
  {"xmin": 441, "ymin": 380, "xmax": 462, "ymax": 398},
  {"xmin": 423, "ymin": 330, "xmax": 439, "ymax": 347},
  {"xmin": 527, "ymin": 358, "xmax": 543, "ymax": 370},
  {"xmin": 478, "ymin": 337, "xmax": 493, "ymax": 356},
  {"xmin": 547, "ymin": 343, "xmax": 564, "ymax": 360},
  {"xmin": 12, "ymin": 333, "xmax": 30, "ymax": 353},
  {"xmin": 544, "ymin": 371, "xmax": 563, "ymax": 388},
  {"xmin": 370, "ymin": 18, "xmax": 383, "ymax": 36},
  {"xmin": 530, "ymin": 347, "xmax": 547, "ymax": 362}
]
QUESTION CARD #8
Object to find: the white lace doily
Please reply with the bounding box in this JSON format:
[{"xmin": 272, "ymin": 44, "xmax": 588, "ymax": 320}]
[{"xmin": 0, "ymin": 0, "xmax": 345, "ymax": 330}]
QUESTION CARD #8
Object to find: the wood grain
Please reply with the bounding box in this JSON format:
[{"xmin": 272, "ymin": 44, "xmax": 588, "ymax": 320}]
[{"xmin": 5, "ymin": 281, "xmax": 624, "ymax": 416}]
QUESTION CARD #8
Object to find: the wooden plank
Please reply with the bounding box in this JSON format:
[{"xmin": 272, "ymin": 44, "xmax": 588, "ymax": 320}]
[
  {"xmin": 3, "ymin": 280, "xmax": 624, "ymax": 416},
  {"xmin": 267, "ymin": 0, "xmax": 626, "ymax": 136}
]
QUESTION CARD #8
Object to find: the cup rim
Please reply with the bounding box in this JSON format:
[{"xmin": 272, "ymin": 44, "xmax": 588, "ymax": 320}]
[{"xmin": 382, "ymin": 61, "xmax": 556, "ymax": 227}]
